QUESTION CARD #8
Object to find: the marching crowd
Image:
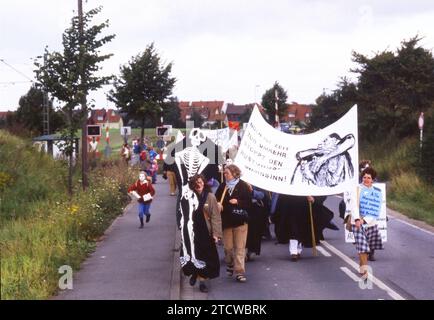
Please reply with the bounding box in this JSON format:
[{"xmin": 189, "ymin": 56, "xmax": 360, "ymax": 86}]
[{"xmin": 127, "ymin": 149, "xmax": 384, "ymax": 293}]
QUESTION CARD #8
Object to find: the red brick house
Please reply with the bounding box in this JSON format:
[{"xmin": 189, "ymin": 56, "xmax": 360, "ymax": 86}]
[
  {"xmin": 280, "ymin": 103, "xmax": 312, "ymax": 125},
  {"xmin": 88, "ymin": 108, "xmax": 123, "ymax": 129},
  {"xmin": 179, "ymin": 101, "xmax": 227, "ymax": 126},
  {"xmin": 225, "ymin": 103, "xmax": 265, "ymax": 122}
]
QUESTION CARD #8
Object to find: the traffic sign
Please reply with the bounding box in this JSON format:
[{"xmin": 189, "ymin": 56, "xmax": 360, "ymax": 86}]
[
  {"xmin": 87, "ymin": 125, "xmax": 101, "ymax": 137},
  {"xmin": 418, "ymin": 112, "xmax": 424, "ymax": 129}
]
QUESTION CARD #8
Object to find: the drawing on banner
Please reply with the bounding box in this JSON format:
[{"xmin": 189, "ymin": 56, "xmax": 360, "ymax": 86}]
[{"xmin": 290, "ymin": 133, "xmax": 355, "ymax": 187}]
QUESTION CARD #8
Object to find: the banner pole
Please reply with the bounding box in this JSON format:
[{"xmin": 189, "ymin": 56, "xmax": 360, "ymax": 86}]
[
  {"xmin": 220, "ymin": 120, "xmax": 224, "ymax": 182},
  {"xmin": 309, "ymin": 201, "xmax": 317, "ymax": 256}
]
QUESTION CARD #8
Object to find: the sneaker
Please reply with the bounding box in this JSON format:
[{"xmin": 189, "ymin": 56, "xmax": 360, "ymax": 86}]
[
  {"xmin": 290, "ymin": 254, "xmax": 298, "ymax": 262},
  {"xmin": 199, "ymin": 281, "xmax": 208, "ymax": 293},
  {"xmin": 146, "ymin": 215, "xmax": 151, "ymax": 223}
]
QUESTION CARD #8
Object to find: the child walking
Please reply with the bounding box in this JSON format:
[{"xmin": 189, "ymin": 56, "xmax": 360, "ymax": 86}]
[{"xmin": 128, "ymin": 171, "xmax": 156, "ymax": 228}]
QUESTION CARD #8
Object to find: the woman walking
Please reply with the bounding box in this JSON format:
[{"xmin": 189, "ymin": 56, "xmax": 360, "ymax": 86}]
[{"xmin": 215, "ymin": 164, "xmax": 252, "ymax": 283}]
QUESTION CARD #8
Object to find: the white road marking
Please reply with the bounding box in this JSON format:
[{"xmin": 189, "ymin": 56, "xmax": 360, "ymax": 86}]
[
  {"xmin": 389, "ymin": 216, "xmax": 434, "ymax": 236},
  {"xmin": 321, "ymin": 240, "xmax": 405, "ymax": 300},
  {"xmin": 340, "ymin": 266, "xmax": 360, "ymax": 282},
  {"xmin": 316, "ymin": 246, "xmax": 332, "ymax": 257}
]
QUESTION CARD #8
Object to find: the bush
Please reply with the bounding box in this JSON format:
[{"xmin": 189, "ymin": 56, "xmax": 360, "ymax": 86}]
[
  {"xmin": 419, "ymin": 111, "xmax": 434, "ymax": 184},
  {"xmin": 0, "ymin": 131, "xmax": 136, "ymax": 299}
]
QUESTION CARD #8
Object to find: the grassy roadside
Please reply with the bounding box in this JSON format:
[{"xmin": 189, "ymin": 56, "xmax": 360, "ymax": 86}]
[
  {"xmin": 361, "ymin": 137, "xmax": 434, "ymax": 226},
  {"xmin": 0, "ymin": 130, "xmax": 136, "ymax": 299}
]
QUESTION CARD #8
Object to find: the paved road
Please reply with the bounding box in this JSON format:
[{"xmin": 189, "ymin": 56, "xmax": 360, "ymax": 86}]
[
  {"xmin": 182, "ymin": 197, "xmax": 434, "ymax": 300},
  {"xmin": 53, "ymin": 176, "xmax": 434, "ymax": 300},
  {"xmin": 55, "ymin": 175, "xmax": 179, "ymax": 300}
]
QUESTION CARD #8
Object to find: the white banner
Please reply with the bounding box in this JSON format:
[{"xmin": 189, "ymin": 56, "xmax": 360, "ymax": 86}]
[
  {"xmin": 234, "ymin": 105, "xmax": 359, "ymax": 196},
  {"xmin": 203, "ymin": 127, "xmax": 238, "ymax": 152}
]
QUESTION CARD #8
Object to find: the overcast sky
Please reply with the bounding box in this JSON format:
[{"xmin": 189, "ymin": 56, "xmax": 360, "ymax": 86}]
[{"xmin": 1, "ymin": 0, "xmax": 434, "ymax": 111}]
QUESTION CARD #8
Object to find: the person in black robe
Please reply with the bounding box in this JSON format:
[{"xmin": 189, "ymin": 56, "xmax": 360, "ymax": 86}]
[
  {"xmin": 272, "ymin": 194, "xmax": 335, "ymax": 261},
  {"xmin": 246, "ymin": 186, "xmax": 270, "ymax": 260},
  {"xmin": 181, "ymin": 174, "xmax": 222, "ymax": 292}
]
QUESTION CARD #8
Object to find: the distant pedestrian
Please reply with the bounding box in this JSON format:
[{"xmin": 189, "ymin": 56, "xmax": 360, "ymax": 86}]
[
  {"xmin": 128, "ymin": 171, "xmax": 155, "ymax": 228},
  {"xmin": 148, "ymin": 146, "xmax": 158, "ymax": 162},
  {"xmin": 163, "ymin": 160, "xmax": 177, "ymax": 196},
  {"xmin": 121, "ymin": 143, "xmax": 131, "ymax": 165}
]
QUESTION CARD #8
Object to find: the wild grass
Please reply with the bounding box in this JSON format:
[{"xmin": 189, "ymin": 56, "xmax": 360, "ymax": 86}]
[
  {"xmin": 360, "ymin": 136, "xmax": 434, "ymax": 226},
  {"xmin": 0, "ymin": 130, "xmax": 136, "ymax": 299}
]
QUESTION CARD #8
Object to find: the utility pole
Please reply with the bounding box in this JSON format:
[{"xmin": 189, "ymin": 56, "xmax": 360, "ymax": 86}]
[
  {"xmin": 42, "ymin": 54, "xmax": 50, "ymax": 135},
  {"xmin": 78, "ymin": 0, "xmax": 89, "ymax": 189},
  {"xmin": 274, "ymin": 88, "xmax": 279, "ymax": 125}
]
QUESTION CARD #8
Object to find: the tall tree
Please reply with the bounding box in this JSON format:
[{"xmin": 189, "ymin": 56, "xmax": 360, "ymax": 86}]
[
  {"xmin": 162, "ymin": 97, "xmax": 185, "ymax": 128},
  {"xmin": 15, "ymin": 85, "xmax": 64, "ymax": 136},
  {"xmin": 189, "ymin": 111, "xmax": 205, "ymax": 128},
  {"xmin": 34, "ymin": 6, "xmax": 115, "ymax": 192},
  {"xmin": 309, "ymin": 35, "xmax": 434, "ymax": 142},
  {"xmin": 109, "ymin": 43, "xmax": 176, "ymax": 148},
  {"xmin": 353, "ymin": 35, "xmax": 434, "ymax": 141},
  {"xmin": 261, "ymin": 82, "xmax": 288, "ymax": 125},
  {"xmin": 310, "ymin": 78, "xmax": 357, "ymax": 130}
]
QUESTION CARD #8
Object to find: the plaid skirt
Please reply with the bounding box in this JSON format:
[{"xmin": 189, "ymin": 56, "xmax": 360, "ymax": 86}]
[{"xmin": 351, "ymin": 224, "xmax": 383, "ymax": 253}]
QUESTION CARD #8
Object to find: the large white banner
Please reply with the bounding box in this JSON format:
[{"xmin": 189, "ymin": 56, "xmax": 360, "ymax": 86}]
[
  {"xmin": 203, "ymin": 127, "xmax": 238, "ymax": 152},
  {"xmin": 234, "ymin": 105, "xmax": 359, "ymax": 196}
]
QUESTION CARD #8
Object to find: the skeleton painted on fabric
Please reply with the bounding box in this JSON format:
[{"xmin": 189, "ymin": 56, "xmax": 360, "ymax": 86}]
[
  {"xmin": 290, "ymin": 133, "xmax": 355, "ymax": 187},
  {"xmin": 175, "ymin": 128, "xmax": 211, "ymax": 270}
]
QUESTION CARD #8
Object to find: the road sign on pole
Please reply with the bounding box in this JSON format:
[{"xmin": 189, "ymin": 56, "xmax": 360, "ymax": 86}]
[{"xmin": 419, "ymin": 112, "xmax": 424, "ymax": 149}]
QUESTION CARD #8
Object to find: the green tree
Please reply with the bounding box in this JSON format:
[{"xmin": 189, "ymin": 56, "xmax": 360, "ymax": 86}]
[
  {"xmin": 261, "ymin": 82, "xmax": 288, "ymax": 125},
  {"xmin": 189, "ymin": 111, "xmax": 205, "ymax": 128},
  {"xmin": 309, "ymin": 78, "xmax": 357, "ymax": 130},
  {"xmin": 34, "ymin": 6, "xmax": 115, "ymax": 192},
  {"xmin": 109, "ymin": 43, "xmax": 176, "ymax": 148},
  {"xmin": 15, "ymin": 85, "xmax": 64, "ymax": 136},
  {"xmin": 309, "ymin": 36, "xmax": 434, "ymax": 142},
  {"xmin": 163, "ymin": 97, "xmax": 185, "ymax": 128},
  {"xmin": 353, "ymin": 35, "xmax": 434, "ymax": 141}
]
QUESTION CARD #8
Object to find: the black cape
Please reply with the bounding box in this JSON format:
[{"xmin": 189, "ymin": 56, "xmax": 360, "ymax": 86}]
[
  {"xmin": 246, "ymin": 188, "xmax": 270, "ymax": 255},
  {"xmin": 272, "ymin": 195, "xmax": 333, "ymax": 247},
  {"xmin": 180, "ymin": 191, "xmax": 220, "ymax": 279}
]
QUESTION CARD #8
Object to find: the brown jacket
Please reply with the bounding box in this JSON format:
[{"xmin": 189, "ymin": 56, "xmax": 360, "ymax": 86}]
[{"xmin": 203, "ymin": 192, "xmax": 223, "ymax": 239}]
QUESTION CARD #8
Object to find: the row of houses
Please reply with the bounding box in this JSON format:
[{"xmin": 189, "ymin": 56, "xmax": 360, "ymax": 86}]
[
  {"xmin": 1, "ymin": 101, "xmax": 312, "ymax": 129},
  {"xmin": 176, "ymin": 100, "xmax": 312, "ymax": 127}
]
